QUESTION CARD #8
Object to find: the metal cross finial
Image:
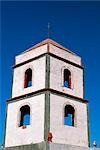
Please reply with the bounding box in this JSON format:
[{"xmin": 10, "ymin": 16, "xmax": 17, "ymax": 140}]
[{"xmin": 48, "ymin": 22, "xmax": 50, "ymax": 38}]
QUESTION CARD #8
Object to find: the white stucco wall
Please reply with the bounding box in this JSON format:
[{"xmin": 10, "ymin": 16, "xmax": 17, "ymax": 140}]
[
  {"xmin": 50, "ymin": 56, "xmax": 83, "ymax": 98},
  {"xmin": 15, "ymin": 44, "xmax": 48, "ymax": 65},
  {"xmin": 5, "ymin": 40, "xmax": 88, "ymax": 148},
  {"xmin": 49, "ymin": 44, "xmax": 81, "ymax": 66},
  {"xmin": 50, "ymin": 94, "xmax": 88, "ymax": 147},
  {"xmin": 5, "ymin": 94, "xmax": 45, "ymax": 147},
  {"xmin": 12, "ymin": 56, "xmax": 46, "ymax": 98}
]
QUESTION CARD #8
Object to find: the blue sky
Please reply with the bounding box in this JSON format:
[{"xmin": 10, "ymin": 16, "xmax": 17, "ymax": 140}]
[{"xmin": 0, "ymin": 1, "xmax": 100, "ymax": 148}]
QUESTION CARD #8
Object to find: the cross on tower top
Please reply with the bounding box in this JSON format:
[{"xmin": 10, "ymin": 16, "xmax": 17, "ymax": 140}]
[{"xmin": 47, "ymin": 22, "xmax": 51, "ymax": 38}]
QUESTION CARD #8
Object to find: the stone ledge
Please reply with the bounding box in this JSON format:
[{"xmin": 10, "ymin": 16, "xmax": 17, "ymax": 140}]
[
  {"xmin": 50, "ymin": 143, "xmax": 100, "ymax": 150},
  {"xmin": 1, "ymin": 142, "xmax": 100, "ymax": 150},
  {"xmin": 1, "ymin": 142, "xmax": 46, "ymax": 150}
]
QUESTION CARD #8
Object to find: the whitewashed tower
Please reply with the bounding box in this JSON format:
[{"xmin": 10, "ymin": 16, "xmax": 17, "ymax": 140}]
[{"xmin": 4, "ymin": 39, "xmax": 89, "ymax": 149}]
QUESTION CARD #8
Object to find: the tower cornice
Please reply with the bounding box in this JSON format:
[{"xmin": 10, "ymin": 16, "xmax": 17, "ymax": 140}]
[
  {"xmin": 7, "ymin": 88, "xmax": 88, "ymax": 104},
  {"xmin": 13, "ymin": 52, "xmax": 83, "ymax": 69}
]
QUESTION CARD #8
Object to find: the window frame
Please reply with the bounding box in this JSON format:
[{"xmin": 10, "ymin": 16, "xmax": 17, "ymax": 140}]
[
  {"xmin": 17, "ymin": 103, "xmax": 31, "ymax": 128},
  {"xmin": 24, "ymin": 68, "xmax": 32, "ymax": 88},
  {"xmin": 63, "ymin": 103, "xmax": 77, "ymax": 127},
  {"xmin": 61, "ymin": 67, "xmax": 73, "ymax": 89},
  {"xmin": 64, "ymin": 69, "xmax": 71, "ymax": 88}
]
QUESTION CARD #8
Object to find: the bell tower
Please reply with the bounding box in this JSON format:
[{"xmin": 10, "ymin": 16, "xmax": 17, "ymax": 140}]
[{"xmin": 4, "ymin": 39, "xmax": 89, "ymax": 148}]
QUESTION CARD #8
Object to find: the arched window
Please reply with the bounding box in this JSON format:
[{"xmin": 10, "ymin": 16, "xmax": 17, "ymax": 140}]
[
  {"xmin": 24, "ymin": 68, "xmax": 32, "ymax": 88},
  {"xmin": 19, "ymin": 105, "xmax": 30, "ymax": 127},
  {"xmin": 64, "ymin": 105, "xmax": 75, "ymax": 126},
  {"xmin": 63, "ymin": 69, "xmax": 71, "ymax": 88}
]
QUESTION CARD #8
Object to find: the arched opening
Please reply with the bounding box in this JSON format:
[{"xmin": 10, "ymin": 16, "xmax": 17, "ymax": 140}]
[
  {"xmin": 64, "ymin": 104, "xmax": 75, "ymax": 126},
  {"xmin": 63, "ymin": 69, "xmax": 71, "ymax": 88},
  {"xmin": 19, "ymin": 105, "xmax": 30, "ymax": 127},
  {"xmin": 24, "ymin": 68, "xmax": 32, "ymax": 88}
]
